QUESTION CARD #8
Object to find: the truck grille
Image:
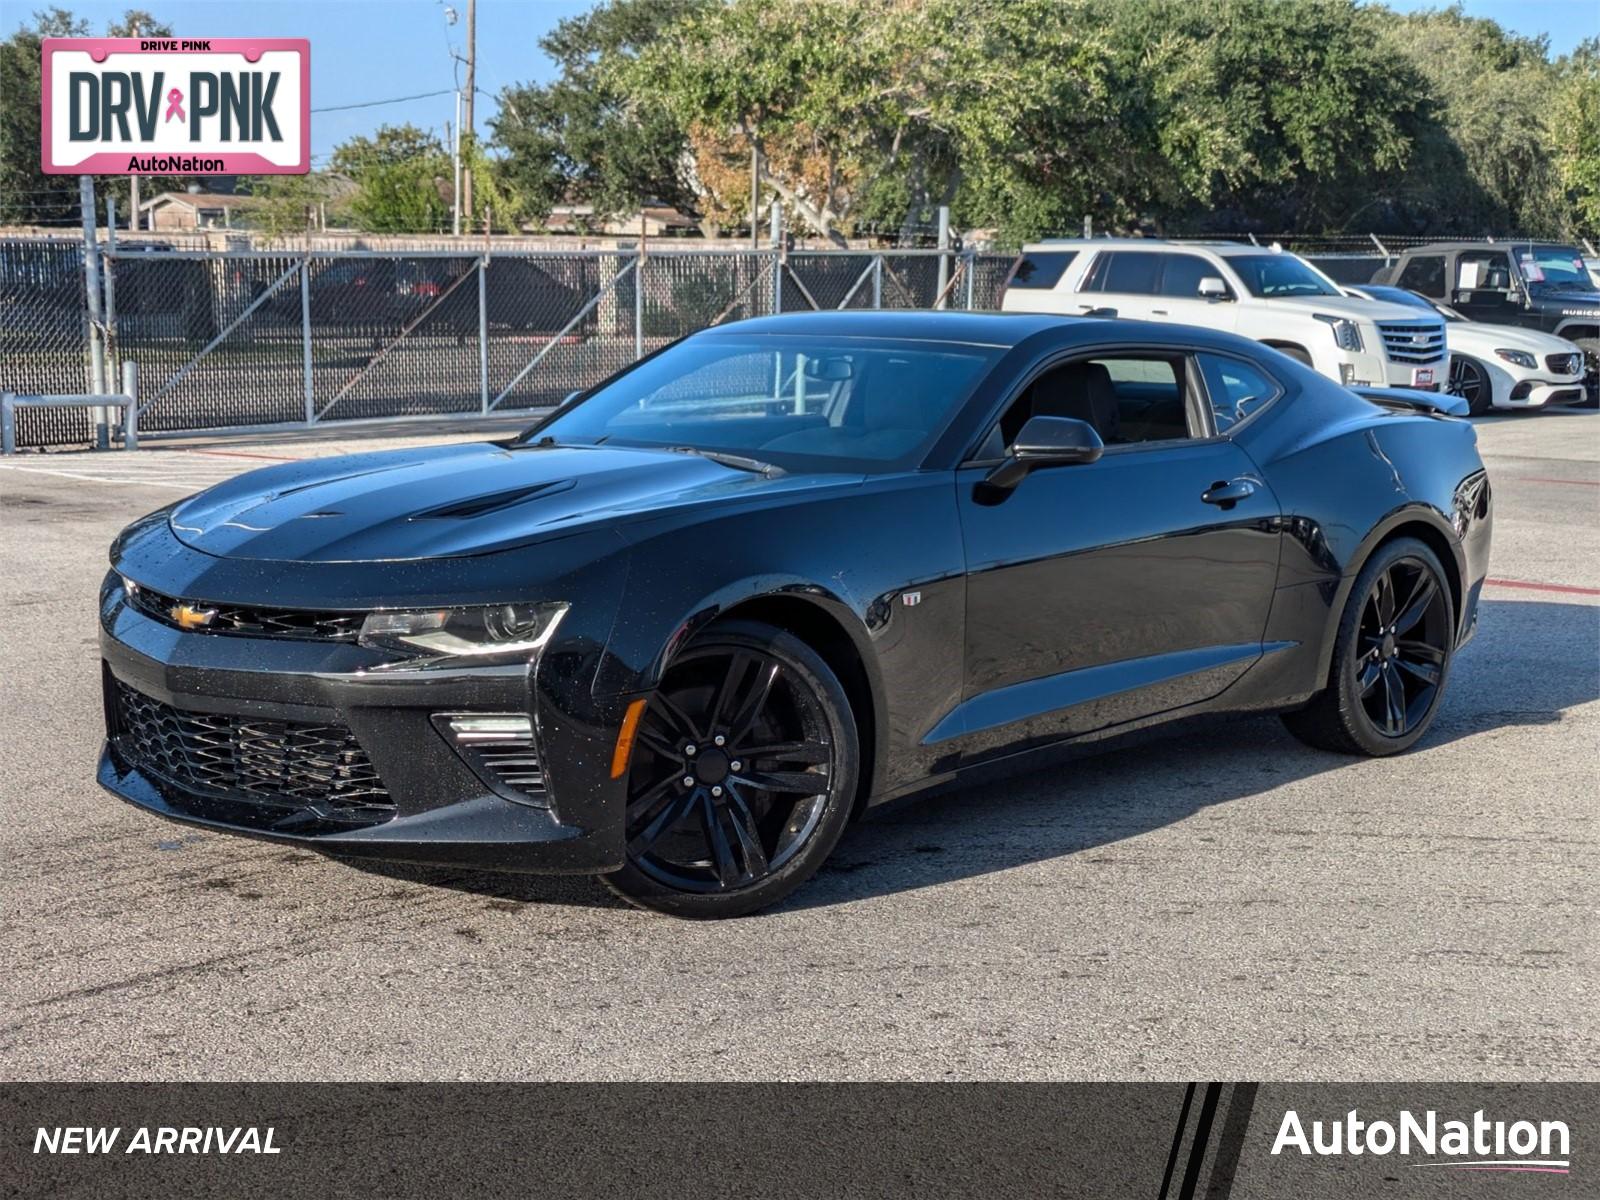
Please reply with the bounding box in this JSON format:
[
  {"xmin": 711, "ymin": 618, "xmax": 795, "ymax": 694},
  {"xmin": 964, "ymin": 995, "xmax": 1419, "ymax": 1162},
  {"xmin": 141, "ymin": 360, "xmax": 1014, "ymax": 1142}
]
[
  {"xmin": 1545, "ymin": 352, "xmax": 1582, "ymax": 376},
  {"xmin": 111, "ymin": 680, "xmax": 394, "ymax": 820},
  {"xmin": 126, "ymin": 583, "xmax": 364, "ymax": 641},
  {"xmin": 1377, "ymin": 321, "xmax": 1446, "ymax": 365}
]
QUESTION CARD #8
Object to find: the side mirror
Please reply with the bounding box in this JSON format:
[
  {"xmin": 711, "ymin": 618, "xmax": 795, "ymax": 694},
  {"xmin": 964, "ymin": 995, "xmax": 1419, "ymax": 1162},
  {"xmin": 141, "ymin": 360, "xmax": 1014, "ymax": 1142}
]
[
  {"xmin": 1198, "ymin": 276, "xmax": 1230, "ymax": 301},
  {"xmin": 984, "ymin": 416, "xmax": 1103, "ymax": 490},
  {"xmin": 559, "ymin": 390, "xmax": 583, "ymax": 409}
]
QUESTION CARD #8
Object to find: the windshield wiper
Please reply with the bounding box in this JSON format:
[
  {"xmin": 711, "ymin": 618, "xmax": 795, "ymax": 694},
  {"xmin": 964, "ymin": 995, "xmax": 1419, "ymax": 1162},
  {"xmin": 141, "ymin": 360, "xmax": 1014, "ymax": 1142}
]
[{"xmin": 666, "ymin": 446, "xmax": 786, "ymax": 476}]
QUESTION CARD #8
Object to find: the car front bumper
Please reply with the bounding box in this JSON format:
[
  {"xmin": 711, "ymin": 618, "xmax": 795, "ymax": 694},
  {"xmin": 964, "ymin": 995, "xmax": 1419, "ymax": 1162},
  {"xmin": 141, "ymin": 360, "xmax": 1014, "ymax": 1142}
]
[
  {"xmin": 97, "ymin": 580, "xmax": 633, "ymax": 874},
  {"xmin": 1497, "ymin": 378, "xmax": 1589, "ymax": 408}
]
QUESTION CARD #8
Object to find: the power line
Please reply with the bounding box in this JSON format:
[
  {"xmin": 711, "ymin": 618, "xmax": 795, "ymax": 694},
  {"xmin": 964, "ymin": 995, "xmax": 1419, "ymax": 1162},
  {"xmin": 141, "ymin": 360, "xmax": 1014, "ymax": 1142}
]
[{"xmin": 312, "ymin": 89, "xmax": 456, "ymax": 114}]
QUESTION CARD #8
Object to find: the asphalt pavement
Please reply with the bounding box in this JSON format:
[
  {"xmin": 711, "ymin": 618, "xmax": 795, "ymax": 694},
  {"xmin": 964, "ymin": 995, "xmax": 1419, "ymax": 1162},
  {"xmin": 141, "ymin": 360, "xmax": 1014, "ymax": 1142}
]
[{"xmin": 0, "ymin": 407, "xmax": 1595, "ymax": 1081}]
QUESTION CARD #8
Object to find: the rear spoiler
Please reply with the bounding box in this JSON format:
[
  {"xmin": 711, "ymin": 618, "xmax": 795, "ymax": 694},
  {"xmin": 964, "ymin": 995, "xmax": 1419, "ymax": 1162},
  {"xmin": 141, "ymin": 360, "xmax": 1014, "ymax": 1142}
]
[{"xmin": 1351, "ymin": 386, "xmax": 1468, "ymax": 418}]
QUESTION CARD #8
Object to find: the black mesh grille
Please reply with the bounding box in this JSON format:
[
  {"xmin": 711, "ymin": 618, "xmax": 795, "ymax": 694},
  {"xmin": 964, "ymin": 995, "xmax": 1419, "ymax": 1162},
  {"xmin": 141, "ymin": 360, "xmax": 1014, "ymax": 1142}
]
[
  {"xmin": 127, "ymin": 583, "xmax": 364, "ymax": 640},
  {"xmin": 112, "ymin": 681, "xmax": 393, "ymax": 819},
  {"xmin": 1546, "ymin": 352, "xmax": 1582, "ymax": 376}
]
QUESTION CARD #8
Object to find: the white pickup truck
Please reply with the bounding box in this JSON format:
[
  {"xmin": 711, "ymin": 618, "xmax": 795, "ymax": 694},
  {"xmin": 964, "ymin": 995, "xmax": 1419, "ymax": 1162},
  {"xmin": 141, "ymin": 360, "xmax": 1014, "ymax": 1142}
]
[{"xmin": 1000, "ymin": 239, "xmax": 1447, "ymax": 390}]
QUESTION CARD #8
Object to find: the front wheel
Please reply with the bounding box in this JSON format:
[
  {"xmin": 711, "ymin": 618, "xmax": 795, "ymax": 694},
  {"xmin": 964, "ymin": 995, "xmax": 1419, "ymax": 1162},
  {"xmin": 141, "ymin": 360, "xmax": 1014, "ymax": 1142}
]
[
  {"xmin": 1447, "ymin": 354, "xmax": 1492, "ymax": 415},
  {"xmin": 1282, "ymin": 538, "xmax": 1455, "ymax": 756},
  {"xmin": 600, "ymin": 620, "xmax": 859, "ymax": 918}
]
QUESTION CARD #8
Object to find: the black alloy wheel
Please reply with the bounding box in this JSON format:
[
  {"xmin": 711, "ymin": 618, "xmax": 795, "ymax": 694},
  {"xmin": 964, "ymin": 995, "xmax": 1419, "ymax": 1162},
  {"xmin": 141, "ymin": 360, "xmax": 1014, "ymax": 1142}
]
[
  {"xmin": 601, "ymin": 620, "xmax": 858, "ymax": 918},
  {"xmin": 1447, "ymin": 354, "xmax": 1491, "ymax": 416},
  {"xmin": 1283, "ymin": 538, "xmax": 1455, "ymax": 756}
]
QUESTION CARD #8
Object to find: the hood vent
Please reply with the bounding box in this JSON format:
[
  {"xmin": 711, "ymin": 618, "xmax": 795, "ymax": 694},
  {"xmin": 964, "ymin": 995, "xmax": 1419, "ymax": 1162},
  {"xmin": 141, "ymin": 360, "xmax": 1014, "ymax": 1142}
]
[{"xmin": 409, "ymin": 478, "xmax": 576, "ymax": 521}]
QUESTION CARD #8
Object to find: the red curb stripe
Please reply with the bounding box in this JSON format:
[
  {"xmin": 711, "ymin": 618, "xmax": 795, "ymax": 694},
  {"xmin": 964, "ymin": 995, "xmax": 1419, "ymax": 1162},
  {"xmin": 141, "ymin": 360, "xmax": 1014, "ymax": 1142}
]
[{"xmin": 1486, "ymin": 577, "xmax": 1600, "ymax": 596}]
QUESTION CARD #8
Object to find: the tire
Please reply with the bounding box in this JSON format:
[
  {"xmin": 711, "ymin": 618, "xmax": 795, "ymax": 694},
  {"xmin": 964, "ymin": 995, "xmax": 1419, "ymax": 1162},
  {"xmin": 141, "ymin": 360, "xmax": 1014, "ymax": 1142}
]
[
  {"xmin": 600, "ymin": 619, "xmax": 859, "ymax": 918},
  {"xmin": 1447, "ymin": 354, "xmax": 1492, "ymax": 416},
  {"xmin": 1572, "ymin": 337, "xmax": 1600, "ymax": 407},
  {"xmin": 1274, "ymin": 345, "xmax": 1314, "ymax": 368},
  {"xmin": 1282, "ymin": 537, "xmax": 1455, "ymax": 756}
]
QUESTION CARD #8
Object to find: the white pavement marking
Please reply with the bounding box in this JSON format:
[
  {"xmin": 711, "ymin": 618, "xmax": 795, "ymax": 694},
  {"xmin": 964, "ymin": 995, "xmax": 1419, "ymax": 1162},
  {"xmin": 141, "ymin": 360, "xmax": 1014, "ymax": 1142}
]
[{"xmin": 0, "ymin": 452, "xmax": 264, "ymax": 491}]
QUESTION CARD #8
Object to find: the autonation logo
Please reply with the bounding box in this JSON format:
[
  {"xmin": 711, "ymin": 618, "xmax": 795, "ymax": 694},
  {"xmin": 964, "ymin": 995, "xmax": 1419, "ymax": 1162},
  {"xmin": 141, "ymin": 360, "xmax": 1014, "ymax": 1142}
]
[{"xmin": 1272, "ymin": 1109, "xmax": 1571, "ymax": 1175}]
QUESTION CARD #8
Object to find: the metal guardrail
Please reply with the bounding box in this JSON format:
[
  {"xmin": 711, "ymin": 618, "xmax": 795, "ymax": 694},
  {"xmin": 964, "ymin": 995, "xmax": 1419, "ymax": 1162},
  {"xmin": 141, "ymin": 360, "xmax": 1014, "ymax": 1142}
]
[{"xmin": 2, "ymin": 361, "xmax": 138, "ymax": 454}]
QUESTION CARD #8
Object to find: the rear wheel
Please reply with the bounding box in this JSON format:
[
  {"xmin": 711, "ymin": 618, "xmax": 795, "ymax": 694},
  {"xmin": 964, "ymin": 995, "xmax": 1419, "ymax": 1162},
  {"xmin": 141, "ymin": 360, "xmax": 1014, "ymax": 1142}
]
[
  {"xmin": 1447, "ymin": 354, "xmax": 1492, "ymax": 415},
  {"xmin": 1273, "ymin": 345, "xmax": 1314, "ymax": 368},
  {"xmin": 1572, "ymin": 337, "xmax": 1600, "ymax": 407},
  {"xmin": 601, "ymin": 620, "xmax": 858, "ymax": 918},
  {"xmin": 1282, "ymin": 538, "xmax": 1455, "ymax": 756}
]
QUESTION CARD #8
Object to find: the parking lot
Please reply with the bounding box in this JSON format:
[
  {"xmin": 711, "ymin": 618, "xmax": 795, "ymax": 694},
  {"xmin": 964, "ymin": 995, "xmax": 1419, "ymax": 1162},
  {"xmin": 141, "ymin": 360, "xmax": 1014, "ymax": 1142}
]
[{"xmin": 0, "ymin": 407, "xmax": 1594, "ymax": 1082}]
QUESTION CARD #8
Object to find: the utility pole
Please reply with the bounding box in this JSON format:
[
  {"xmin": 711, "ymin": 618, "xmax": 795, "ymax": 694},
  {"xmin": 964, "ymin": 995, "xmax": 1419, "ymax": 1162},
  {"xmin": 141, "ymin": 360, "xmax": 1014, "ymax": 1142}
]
[
  {"xmin": 461, "ymin": 0, "xmax": 476, "ymax": 224},
  {"xmin": 451, "ymin": 98, "xmax": 461, "ymax": 237}
]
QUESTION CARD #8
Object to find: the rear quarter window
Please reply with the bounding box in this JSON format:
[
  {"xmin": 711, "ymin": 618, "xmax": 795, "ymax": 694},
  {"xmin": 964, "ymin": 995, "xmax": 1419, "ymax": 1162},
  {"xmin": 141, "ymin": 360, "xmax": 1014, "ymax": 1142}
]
[{"xmin": 1006, "ymin": 251, "xmax": 1078, "ymax": 290}]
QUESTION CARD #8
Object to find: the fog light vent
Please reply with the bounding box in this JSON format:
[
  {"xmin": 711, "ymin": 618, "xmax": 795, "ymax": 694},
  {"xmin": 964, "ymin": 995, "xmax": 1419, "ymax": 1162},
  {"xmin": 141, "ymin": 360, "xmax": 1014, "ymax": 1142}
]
[{"xmin": 434, "ymin": 712, "xmax": 547, "ymax": 805}]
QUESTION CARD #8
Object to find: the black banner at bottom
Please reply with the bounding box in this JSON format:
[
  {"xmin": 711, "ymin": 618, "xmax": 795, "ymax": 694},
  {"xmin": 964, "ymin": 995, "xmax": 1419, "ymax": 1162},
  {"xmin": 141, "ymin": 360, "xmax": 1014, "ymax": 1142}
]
[{"xmin": 3, "ymin": 1083, "xmax": 1591, "ymax": 1197}]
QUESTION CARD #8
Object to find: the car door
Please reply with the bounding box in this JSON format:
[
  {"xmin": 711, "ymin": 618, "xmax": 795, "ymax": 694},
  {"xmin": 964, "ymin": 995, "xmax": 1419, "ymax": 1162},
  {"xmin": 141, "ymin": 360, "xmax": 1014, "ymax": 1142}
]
[
  {"xmin": 1148, "ymin": 252, "xmax": 1240, "ymax": 333},
  {"xmin": 1074, "ymin": 250, "xmax": 1165, "ymax": 319},
  {"xmin": 1450, "ymin": 249, "xmax": 1523, "ymax": 325},
  {"xmin": 948, "ymin": 347, "xmax": 1281, "ymax": 765}
]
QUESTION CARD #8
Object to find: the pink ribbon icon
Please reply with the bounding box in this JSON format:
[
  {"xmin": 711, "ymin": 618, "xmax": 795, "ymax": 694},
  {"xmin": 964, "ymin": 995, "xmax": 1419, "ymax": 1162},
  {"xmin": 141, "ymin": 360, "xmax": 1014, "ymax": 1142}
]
[{"xmin": 164, "ymin": 88, "xmax": 185, "ymax": 123}]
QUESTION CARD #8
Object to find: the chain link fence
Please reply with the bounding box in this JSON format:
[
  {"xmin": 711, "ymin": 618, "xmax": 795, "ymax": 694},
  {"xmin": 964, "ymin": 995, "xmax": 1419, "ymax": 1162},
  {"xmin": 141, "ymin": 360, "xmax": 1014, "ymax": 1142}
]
[{"xmin": 0, "ymin": 239, "xmax": 1016, "ymax": 448}]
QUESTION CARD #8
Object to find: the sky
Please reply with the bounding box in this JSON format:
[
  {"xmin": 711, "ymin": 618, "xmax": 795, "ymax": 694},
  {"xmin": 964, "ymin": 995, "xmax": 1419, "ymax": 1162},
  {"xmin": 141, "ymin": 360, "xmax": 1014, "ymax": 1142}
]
[{"xmin": 27, "ymin": 0, "xmax": 1600, "ymax": 167}]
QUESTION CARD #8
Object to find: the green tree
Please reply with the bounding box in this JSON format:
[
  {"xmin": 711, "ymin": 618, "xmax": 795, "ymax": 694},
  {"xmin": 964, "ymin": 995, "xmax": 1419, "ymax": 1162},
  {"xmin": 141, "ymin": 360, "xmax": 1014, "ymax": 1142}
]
[
  {"xmin": 493, "ymin": 0, "xmax": 703, "ymax": 230},
  {"xmin": 331, "ymin": 124, "xmax": 446, "ymax": 176},
  {"xmin": 1376, "ymin": 5, "xmax": 1566, "ymax": 235},
  {"xmin": 0, "ymin": 9, "xmax": 90, "ymax": 226},
  {"xmin": 1551, "ymin": 38, "xmax": 1600, "ymax": 239}
]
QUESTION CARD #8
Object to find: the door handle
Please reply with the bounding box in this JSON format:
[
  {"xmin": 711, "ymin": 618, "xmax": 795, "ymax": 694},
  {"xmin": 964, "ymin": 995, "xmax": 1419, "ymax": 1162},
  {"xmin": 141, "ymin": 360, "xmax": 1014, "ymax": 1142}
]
[
  {"xmin": 1202, "ymin": 479, "xmax": 1256, "ymax": 508},
  {"xmin": 1151, "ymin": 308, "xmax": 1168, "ymax": 316}
]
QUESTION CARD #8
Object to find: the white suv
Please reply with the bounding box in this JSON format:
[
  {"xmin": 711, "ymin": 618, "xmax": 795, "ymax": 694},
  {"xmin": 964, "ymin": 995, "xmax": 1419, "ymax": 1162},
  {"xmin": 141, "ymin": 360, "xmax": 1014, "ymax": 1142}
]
[{"xmin": 1001, "ymin": 240, "xmax": 1448, "ymax": 390}]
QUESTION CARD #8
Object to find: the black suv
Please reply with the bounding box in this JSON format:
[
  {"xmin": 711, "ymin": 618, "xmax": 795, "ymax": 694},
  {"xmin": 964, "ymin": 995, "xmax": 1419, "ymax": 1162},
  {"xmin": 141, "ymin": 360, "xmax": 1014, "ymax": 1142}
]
[{"xmin": 1374, "ymin": 242, "xmax": 1600, "ymax": 401}]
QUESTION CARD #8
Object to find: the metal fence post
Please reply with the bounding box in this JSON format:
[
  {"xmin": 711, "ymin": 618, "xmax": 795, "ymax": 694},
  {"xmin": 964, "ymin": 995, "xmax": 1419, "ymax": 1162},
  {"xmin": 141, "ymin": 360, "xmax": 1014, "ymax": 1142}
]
[
  {"xmin": 872, "ymin": 256, "xmax": 883, "ymax": 309},
  {"xmin": 634, "ymin": 253, "xmax": 645, "ymax": 360},
  {"xmin": 79, "ymin": 176, "xmax": 109, "ymax": 449},
  {"xmin": 1, "ymin": 394, "xmax": 15, "ymax": 456},
  {"xmin": 300, "ymin": 257, "xmax": 314, "ymax": 423},
  {"xmin": 771, "ymin": 206, "xmax": 784, "ymax": 313},
  {"xmin": 964, "ymin": 249, "xmax": 976, "ymax": 310},
  {"xmin": 477, "ymin": 256, "xmax": 489, "ymax": 414},
  {"xmin": 935, "ymin": 206, "xmax": 951, "ymax": 310},
  {"xmin": 122, "ymin": 360, "xmax": 138, "ymax": 450},
  {"xmin": 103, "ymin": 197, "xmax": 119, "ymax": 386}
]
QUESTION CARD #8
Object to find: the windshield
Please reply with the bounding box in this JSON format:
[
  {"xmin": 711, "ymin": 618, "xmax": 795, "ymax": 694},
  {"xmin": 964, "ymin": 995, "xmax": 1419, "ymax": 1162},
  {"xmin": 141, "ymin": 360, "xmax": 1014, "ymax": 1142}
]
[
  {"xmin": 522, "ymin": 334, "xmax": 1002, "ymax": 473},
  {"xmin": 1513, "ymin": 245, "xmax": 1592, "ymax": 290},
  {"xmin": 1227, "ymin": 254, "xmax": 1340, "ymax": 298}
]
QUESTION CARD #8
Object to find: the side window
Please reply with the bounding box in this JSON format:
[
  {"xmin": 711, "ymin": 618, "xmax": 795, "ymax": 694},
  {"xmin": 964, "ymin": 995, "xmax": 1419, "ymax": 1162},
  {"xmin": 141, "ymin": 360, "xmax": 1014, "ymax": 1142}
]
[
  {"xmin": 1082, "ymin": 252, "xmax": 1163, "ymax": 295},
  {"xmin": 1197, "ymin": 353, "xmax": 1280, "ymax": 433},
  {"xmin": 991, "ymin": 353, "xmax": 1196, "ymax": 452},
  {"xmin": 1159, "ymin": 254, "xmax": 1225, "ymax": 298},
  {"xmin": 1007, "ymin": 250, "xmax": 1078, "ymax": 290},
  {"xmin": 1397, "ymin": 255, "xmax": 1446, "ymax": 297},
  {"xmin": 1456, "ymin": 251, "xmax": 1512, "ymax": 291}
]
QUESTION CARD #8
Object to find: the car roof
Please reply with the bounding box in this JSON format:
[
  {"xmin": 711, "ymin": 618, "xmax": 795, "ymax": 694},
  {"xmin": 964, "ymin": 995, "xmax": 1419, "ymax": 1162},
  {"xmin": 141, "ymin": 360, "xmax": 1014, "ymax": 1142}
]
[
  {"xmin": 701, "ymin": 309, "xmax": 1265, "ymax": 356},
  {"xmin": 1018, "ymin": 238, "xmax": 1269, "ymax": 257},
  {"xmin": 709, "ymin": 309, "xmax": 1084, "ymax": 348},
  {"xmin": 1394, "ymin": 241, "xmax": 1576, "ymax": 254}
]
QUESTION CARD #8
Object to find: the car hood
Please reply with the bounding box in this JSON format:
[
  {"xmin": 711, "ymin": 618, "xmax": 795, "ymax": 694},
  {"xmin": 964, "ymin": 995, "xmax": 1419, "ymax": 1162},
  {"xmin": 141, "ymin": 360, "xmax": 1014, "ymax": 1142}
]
[
  {"xmin": 167, "ymin": 442, "xmax": 858, "ymax": 563},
  {"xmin": 1445, "ymin": 322, "xmax": 1583, "ymax": 358},
  {"xmin": 1267, "ymin": 294, "xmax": 1434, "ymax": 324}
]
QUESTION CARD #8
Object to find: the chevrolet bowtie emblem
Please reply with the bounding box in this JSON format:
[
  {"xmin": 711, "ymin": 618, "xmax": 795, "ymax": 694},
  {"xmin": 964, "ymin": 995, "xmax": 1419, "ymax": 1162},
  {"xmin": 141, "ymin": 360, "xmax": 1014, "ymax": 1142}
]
[{"xmin": 170, "ymin": 603, "xmax": 217, "ymax": 630}]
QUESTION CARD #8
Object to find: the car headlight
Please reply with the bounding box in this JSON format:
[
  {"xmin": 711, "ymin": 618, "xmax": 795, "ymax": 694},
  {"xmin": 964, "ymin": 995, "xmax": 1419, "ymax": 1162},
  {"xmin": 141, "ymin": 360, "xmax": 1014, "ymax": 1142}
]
[
  {"xmin": 1313, "ymin": 313, "xmax": 1364, "ymax": 352},
  {"xmin": 1494, "ymin": 348, "xmax": 1537, "ymax": 369},
  {"xmin": 359, "ymin": 602, "xmax": 568, "ymax": 665}
]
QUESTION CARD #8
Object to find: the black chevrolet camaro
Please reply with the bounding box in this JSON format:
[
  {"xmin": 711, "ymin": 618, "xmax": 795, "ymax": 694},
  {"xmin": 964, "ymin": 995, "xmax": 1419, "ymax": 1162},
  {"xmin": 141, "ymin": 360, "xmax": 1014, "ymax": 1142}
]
[{"xmin": 100, "ymin": 312, "xmax": 1492, "ymax": 916}]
